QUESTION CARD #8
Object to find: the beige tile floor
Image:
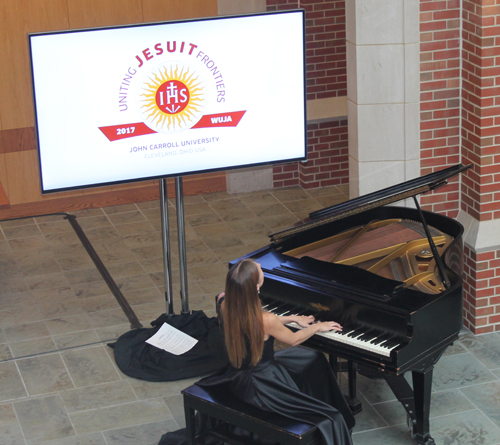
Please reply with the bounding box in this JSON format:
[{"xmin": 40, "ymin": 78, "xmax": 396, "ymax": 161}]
[{"xmin": 1, "ymin": 185, "xmax": 500, "ymax": 445}]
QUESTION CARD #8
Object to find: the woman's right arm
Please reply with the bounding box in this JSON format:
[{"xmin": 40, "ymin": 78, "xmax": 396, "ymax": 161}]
[{"xmin": 263, "ymin": 312, "xmax": 342, "ymax": 347}]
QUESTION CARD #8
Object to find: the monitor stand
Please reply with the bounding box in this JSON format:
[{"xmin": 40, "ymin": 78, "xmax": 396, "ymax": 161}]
[{"xmin": 159, "ymin": 177, "xmax": 189, "ymax": 316}]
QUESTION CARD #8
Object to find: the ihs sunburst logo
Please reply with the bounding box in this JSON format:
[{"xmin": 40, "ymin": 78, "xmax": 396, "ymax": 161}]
[{"xmin": 138, "ymin": 62, "xmax": 208, "ymax": 134}]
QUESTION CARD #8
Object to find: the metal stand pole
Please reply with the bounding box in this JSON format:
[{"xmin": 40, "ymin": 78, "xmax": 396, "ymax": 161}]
[
  {"xmin": 160, "ymin": 179, "xmax": 174, "ymax": 315},
  {"xmin": 175, "ymin": 177, "xmax": 189, "ymax": 314}
]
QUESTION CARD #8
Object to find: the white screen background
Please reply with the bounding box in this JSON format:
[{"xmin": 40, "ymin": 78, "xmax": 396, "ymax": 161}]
[{"xmin": 29, "ymin": 11, "xmax": 306, "ymax": 192}]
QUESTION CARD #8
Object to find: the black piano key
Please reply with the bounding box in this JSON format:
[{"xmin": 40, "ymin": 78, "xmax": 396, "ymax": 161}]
[
  {"xmin": 273, "ymin": 306, "xmax": 294, "ymax": 315},
  {"xmin": 338, "ymin": 325, "xmax": 356, "ymax": 334},
  {"xmin": 364, "ymin": 332, "xmax": 384, "ymax": 343},
  {"xmin": 347, "ymin": 328, "xmax": 365, "ymax": 338},
  {"xmin": 260, "ymin": 299, "xmax": 310, "ymax": 320},
  {"xmin": 296, "ymin": 309, "xmax": 315, "ymax": 317},
  {"xmin": 365, "ymin": 333, "xmax": 385, "ymax": 345},
  {"xmin": 354, "ymin": 334, "xmax": 369, "ymax": 342},
  {"xmin": 376, "ymin": 337, "xmax": 392, "ymax": 346},
  {"xmin": 290, "ymin": 304, "xmax": 309, "ymax": 314},
  {"xmin": 262, "ymin": 302, "xmax": 281, "ymax": 312},
  {"xmin": 271, "ymin": 303, "xmax": 296, "ymax": 315},
  {"xmin": 360, "ymin": 335, "xmax": 377, "ymax": 343},
  {"xmin": 336, "ymin": 328, "xmax": 357, "ymax": 338},
  {"xmin": 357, "ymin": 330, "xmax": 378, "ymax": 342},
  {"xmin": 260, "ymin": 296, "xmax": 275, "ymax": 306},
  {"xmin": 294, "ymin": 306, "xmax": 316, "ymax": 316},
  {"xmin": 370, "ymin": 333, "xmax": 392, "ymax": 345},
  {"xmin": 379, "ymin": 338, "xmax": 398, "ymax": 349}
]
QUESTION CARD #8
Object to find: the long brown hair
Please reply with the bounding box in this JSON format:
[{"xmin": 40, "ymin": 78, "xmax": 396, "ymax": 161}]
[{"xmin": 222, "ymin": 259, "xmax": 264, "ymax": 368}]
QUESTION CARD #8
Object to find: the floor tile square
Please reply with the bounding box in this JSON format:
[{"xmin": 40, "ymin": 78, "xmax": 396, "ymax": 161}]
[
  {"xmin": 14, "ymin": 394, "xmax": 75, "ymax": 443},
  {"xmin": 102, "ymin": 419, "xmax": 178, "ymax": 445},
  {"xmin": 0, "ymin": 422, "xmax": 25, "ymax": 445},
  {"xmin": 45, "ymin": 314, "xmax": 93, "ymax": 336},
  {"xmin": 61, "ymin": 346, "xmax": 121, "ymax": 387},
  {"xmin": 9, "ymin": 336, "xmax": 57, "ymax": 358},
  {"xmin": 460, "ymin": 380, "xmax": 500, "ymax": 428},
  {"xmin": 60, "ymin": 380, "xmax": 137, "ymax": 413},
  {"xmin": 34, "ymin": 431, "xmax": 107, "ymax": 445},
  {"xmin": 432, "ymin": 352, "xmax": 497, "ymax": 391},
  {"xmin": 0, "ymin": 343, "xmax": 12, "ymax": 361},
  {"xmin": 3, "ymin": 321, "xmax": 50, "ymax": 342},
  {"xmin": 69, "ymin": 399, "xmax": 171, "ymax": 434},
  {"xmin": 430, "ymin": 410, "xmax": 500, "ymax": 445},
  {"xmin": 17, "ymin": 354, "xmax": 74, "ymax": 395}
]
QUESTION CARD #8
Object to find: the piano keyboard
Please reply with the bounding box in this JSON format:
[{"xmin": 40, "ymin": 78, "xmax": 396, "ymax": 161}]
[{"xmin": 263, "ymin": 304, "xmax": 400, "ymax": 358}]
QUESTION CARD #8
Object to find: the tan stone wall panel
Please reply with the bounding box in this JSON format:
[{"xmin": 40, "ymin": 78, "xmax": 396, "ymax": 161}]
[
  {"xmin": 3, "ymin": 150, "xmax": 42, "ymax": 204},
  {"xmin": 80, "ymin": 179, "xmax": 158, "ymax": 196},
  {"xmin": 0, "ymin": 127, "xmax": 36, "ymax": 154},
  {"xmin": 0, "ymin": 153, "xmax": 9, "ymax": 199},
  {"xmin": 142, "ymin": 0, "xmax": 217, "ymax": 22},
  {"xmin": 66, "ymin": 0, "xmax": 143, "ymax": 29},
  {"xmin": 0, "ymin": 0, "xmax": 69, "ymax": 130}
]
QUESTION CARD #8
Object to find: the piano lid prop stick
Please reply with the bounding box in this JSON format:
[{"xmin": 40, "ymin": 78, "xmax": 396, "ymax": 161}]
[{"xmin": 412, "ymin": 196, "xmax": 451, "ymax": 289}]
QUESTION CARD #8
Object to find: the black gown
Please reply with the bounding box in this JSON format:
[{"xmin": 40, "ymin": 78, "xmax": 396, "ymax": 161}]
[{"xmin": 159, "ymin": 299, "xmax": 355, "ymax": 445}]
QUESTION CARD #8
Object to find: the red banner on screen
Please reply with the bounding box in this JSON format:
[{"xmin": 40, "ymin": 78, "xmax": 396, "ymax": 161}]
[
  {"xmin": 191, "ymin": 111, "xmax": 246, "ymax": 129},
  {"xmin": 99, "ymin": 111, "xmax": 246, "ymax": 141},
  {"xmin": 99, "ymin": 123, "xmax": 156, "ymax": 141}
]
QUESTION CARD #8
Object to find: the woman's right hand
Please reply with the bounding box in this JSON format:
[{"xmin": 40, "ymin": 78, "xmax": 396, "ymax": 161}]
[
  {"xmin": 315, "ymin": 321, "xmax": 343, "ymax": 332},
  {"xmin": 264, "ymin": 313, "xmax": 342, "ymax": 347}
]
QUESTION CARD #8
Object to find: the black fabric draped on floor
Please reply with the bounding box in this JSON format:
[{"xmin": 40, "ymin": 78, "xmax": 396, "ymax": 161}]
[
  {"xmin": 109, "ymin": 311, "xmax": 228, "ymax": 381},
  {"xmin": 159, "ymin": 338, "xmax": 355, "ymax": 445}
]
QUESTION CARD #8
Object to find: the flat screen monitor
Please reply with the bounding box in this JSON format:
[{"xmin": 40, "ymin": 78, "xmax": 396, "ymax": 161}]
[{"xmin": 28, "ymin": 10, "xmax": 306, "ymax": 193}]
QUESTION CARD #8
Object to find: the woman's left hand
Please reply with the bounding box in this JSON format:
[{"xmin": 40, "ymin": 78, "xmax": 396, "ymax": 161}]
[{"xmin": 296, "ymin": 315, "xmax": 315, "ymax": 328}]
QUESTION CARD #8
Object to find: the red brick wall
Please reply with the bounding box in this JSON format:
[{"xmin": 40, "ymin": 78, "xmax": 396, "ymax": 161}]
[
  {"xmin": 462, "ymin": 0, "xmax": 500, "ymax": 222},
  {"xmin": 461, "ymin": 0, "xmax": 500, "ymax": 334},
  {"xmin": 419, "ymin": 0, "xmax": 462, "ymax": 218},
  {"xmin": 273, "ymin": 162, "xmax": 299, "ymax": 188},
  {"xmin": 267, "ymin": 0, "xmax": 346, "ymax": 99},
  {"xmin": 267, "ymin": 0, "xmax": 349, "ymax": 188},
  {"xmin": 463, "ymin": 247, "xmax": 500, "ymax": 333},
  {"xmin": 299, "ymin": 119, "xmax": 348, "ymax": 188},
  {"xmin": 272, "ymin": 119, "xmax": 348, "ymax": 189}
]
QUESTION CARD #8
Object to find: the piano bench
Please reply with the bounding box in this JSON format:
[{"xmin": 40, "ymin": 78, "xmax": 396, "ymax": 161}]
[{"xmin": 182, "ymin": 383, "xmax": 322, "ymax": 445}]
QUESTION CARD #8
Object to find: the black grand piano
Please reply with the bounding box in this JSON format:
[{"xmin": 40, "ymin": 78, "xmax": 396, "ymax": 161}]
[{"xmin": 230, "ymin": 163, "xmax": 471, "ymax": 445}]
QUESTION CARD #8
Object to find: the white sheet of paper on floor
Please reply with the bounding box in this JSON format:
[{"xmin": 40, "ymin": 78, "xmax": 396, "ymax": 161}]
[{"xmin": 145, "ymin": 322, "xmax": 198, "ymax": 355}]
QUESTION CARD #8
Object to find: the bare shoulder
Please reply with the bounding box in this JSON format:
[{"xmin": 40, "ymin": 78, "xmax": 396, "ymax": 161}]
[{"xmin": 262, "ymin": 311, "xmax": 279, "ymax": 327}]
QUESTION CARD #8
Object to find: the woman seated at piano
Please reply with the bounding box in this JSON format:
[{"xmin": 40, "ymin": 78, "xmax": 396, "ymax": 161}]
[
  {"xmin": 158, "ymin": 258, "xmax": 355, "ymax": 445},
  {"xmin": 201, "ymin": 258, "xmax": 355, "ymax": 445}
]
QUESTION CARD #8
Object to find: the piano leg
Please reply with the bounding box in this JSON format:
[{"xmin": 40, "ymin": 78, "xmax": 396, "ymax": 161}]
[
  {"xmin": 328, "ymin": 355, "xmax": 362, "ymax": 414},
  {"xmin": 412, "ymin": 368, "xmax": 435, "ymax": 445},
  {"xmin": 384, "ymin": 368, "xmax": 435, "ymax": 445}
]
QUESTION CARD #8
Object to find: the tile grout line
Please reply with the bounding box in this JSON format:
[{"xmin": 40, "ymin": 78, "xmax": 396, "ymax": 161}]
[{"xmin": 0, "ymin": 338, "xmax": 119, "ymax": 364}]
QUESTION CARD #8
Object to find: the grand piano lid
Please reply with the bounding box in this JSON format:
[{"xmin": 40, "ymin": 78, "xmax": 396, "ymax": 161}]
[{"xmin": 270, "ymin": 163, "xmax": 471, "ymax": 243}]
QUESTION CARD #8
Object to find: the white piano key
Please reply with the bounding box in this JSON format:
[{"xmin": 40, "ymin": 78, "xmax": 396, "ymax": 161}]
[
  {"xmin": 263, "ymin": 304, "xmax": 400, "ymax": 358},
  {"xmin": 285, "ymin": 322, "xmax": 398, "ymax": 357}
]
